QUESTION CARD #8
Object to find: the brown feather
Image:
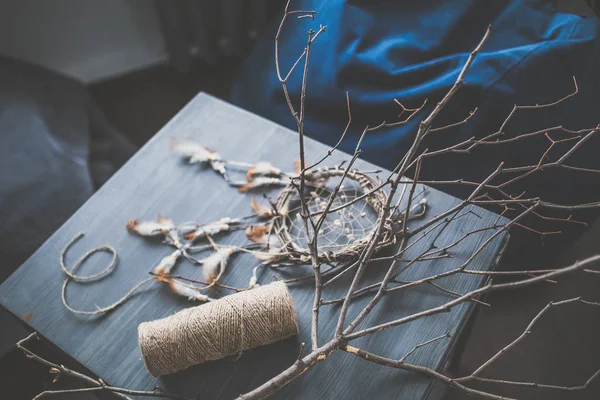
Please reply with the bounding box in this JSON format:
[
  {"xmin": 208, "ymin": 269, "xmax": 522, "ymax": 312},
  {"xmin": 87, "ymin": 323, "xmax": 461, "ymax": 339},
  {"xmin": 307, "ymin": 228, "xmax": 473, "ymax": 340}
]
[
  {"xmin": 246, "ymin": 165, "xmax": 257, "ymax": 182},
  {"xmin": 183, "ymin": 231, "xmax": 197, "ymax": 240},
  {"xmin": 246, "ymin": 224, "xmax": 270, "ymax": 243},
  {"xmin": 250, "ymin": 197, "xmax": 273, "ymax": 219},
  {"xmin": 126, "ymin": 219, "xmax": 139, "ymax": 232}
]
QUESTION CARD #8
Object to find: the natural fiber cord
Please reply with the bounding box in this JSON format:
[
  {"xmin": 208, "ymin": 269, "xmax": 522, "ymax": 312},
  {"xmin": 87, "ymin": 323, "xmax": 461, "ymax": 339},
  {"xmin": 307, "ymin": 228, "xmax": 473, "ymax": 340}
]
[{"xmin": 138, "ymin": 281, "xmax": 298, "ymax": 376}]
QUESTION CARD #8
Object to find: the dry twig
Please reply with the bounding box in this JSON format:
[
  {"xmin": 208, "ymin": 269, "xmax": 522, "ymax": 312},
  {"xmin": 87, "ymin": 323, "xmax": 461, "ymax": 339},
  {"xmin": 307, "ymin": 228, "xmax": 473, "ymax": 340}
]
[{"xmin": 16, "ymin": 333, "xmax": 191, "ymax": 400}]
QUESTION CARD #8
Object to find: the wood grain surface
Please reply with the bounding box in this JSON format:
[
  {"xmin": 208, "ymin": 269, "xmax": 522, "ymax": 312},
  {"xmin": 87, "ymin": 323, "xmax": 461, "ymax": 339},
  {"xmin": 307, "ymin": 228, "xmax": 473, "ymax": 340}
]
[{"xmin": 0, "ymin": 93, "xmax": 508, "ymax": 399}]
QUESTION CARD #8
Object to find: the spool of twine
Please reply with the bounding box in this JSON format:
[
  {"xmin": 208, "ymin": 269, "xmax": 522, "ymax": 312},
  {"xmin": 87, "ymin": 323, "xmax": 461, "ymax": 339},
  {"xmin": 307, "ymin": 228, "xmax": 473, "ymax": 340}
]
[{"xmin": 138, "ymin": 281, "xmax": 298, "ymax": 376}]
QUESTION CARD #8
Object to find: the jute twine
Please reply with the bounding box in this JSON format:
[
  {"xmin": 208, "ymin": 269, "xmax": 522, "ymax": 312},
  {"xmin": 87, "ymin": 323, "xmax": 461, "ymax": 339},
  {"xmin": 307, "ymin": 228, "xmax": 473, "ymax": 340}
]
[{"xmin": 138, "ymin": 281, "xmax": 298, "ymax": 376}]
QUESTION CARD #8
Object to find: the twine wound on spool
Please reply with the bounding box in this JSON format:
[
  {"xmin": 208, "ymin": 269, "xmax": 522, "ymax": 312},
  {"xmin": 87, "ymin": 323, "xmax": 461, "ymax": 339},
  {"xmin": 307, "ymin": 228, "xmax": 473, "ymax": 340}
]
[{"xmin": 138, "ymin": 281, "xmax": 298, "ymax": 376}]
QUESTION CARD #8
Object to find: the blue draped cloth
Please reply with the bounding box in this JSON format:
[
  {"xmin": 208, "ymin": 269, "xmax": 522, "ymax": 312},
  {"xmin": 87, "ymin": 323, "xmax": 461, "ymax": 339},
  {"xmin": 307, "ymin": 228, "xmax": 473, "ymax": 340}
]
[{"xmin": 232, "ymin": 0, "xmax": 600, "ymax": 248}]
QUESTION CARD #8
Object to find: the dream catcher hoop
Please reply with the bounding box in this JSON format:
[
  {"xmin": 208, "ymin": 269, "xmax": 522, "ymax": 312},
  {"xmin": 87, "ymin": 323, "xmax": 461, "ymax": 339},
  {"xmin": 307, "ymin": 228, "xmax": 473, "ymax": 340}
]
[{"xmin": 271, "ymin": 166, "xmax": 393, "ymax": 266}]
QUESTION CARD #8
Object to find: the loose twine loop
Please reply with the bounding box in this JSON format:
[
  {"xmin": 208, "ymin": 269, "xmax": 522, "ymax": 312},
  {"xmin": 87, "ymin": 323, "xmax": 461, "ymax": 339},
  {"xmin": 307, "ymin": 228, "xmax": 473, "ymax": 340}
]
[
  {"xmin": 60, "ymin": 232, "xmax": 155, "ymax": 315},
  {"xmin": 138, "ymin": 281, "xmax": 298, "ymax": 376}
]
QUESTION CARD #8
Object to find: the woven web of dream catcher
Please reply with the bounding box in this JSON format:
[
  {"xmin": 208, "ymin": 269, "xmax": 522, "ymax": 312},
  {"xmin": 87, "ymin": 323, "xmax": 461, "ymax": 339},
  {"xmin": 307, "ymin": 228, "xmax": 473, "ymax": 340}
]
[
  {"xmin": 272, "ymin": 166, "xmax": 393, "ymax": 266},
  {"xmin": 284, "ymin": 178, "xmax": 380, "ymax": 253}
]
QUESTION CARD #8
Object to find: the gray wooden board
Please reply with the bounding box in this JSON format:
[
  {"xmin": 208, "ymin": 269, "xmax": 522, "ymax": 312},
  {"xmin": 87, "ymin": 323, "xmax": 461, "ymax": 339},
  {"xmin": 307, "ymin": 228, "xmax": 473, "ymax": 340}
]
[{"xmin": 0, "ymin": 93, "xmax": 508, "ymax": 399}]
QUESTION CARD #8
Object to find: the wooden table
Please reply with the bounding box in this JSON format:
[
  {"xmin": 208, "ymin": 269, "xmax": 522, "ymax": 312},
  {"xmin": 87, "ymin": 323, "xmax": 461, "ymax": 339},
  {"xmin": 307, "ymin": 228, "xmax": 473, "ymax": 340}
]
[{"xmin": 0, "ymin": 93, "xmax": 508, "ymax": 399}]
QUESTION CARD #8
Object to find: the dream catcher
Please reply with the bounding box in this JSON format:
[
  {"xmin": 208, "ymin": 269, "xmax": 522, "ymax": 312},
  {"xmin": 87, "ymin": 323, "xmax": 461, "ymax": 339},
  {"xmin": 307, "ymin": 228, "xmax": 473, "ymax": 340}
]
[
  {"xmin": 163, "ymin": 139, "xmax": 426, "ymax": 292},
  {"xmin": 271, "ymin": 166, "xmax": 391, "ymax": 265},
  {"xmin": 60, "ymin": 138, "xmax": 427, "ymax": 313}
]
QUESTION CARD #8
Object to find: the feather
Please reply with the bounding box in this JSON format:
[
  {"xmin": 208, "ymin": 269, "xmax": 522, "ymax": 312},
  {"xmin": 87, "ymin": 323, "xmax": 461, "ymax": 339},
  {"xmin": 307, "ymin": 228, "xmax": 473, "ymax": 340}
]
[
  {"xmin": 127, "ymin": 220, "xmax": 170, "ymax": 236},
  {"xmin": 200, "ymin": 247, "xmax": 235, "ymax": 283},
  {"xmin": 157, "ymin": 214, "xmax": 174, "ymax": 226},
  {"xmin": 248, "ymin": 276, "xmax": 259, "ymax": 288},
  {"xmin": 248, "ymin": 266, "xmax": 260, "ymax": 289},
  {"xmin": 161, "ymin": 278, "xmax": 213, "ymax": 302},
  {"xmin": 238, "ymin": 177, "xmax": 288, "ymax": 193},
  {"xmin": 247, "ymin": 224, "xmax": 284, "ymax": 262},
  {"xmin": 245, "ymin": 224, "xmax": 271, "ymax": 244},
  {"xmin": 294, "ymin": 159, "xmax": 306, "ymax": 175},
  {"xmin": 210, "ymin": 159, "xmax": 227, "ymax": 177},
  {"xmin": 165, "ymin": 229, "xmax": 182, "ymax": 247},
  {"xmin": 183, "ymin": 218, "xmax": 236, "ymax": 241},
  {"xmin": 253, "ymin": 246, "xmax": 285, "ymax": 263},
  {"xmin": 152, "ymin": 250, "xmax": 182, "ymax": 276},
  {"xmin": 250, "ymin": 197, "xmax": 273, "ymax": 220},
  {"xmin": 171, "ymin": 138, "xmax": 221, "ymax": 164},
  {"xmin": 246, "ymin": 161, "xmax": 281, "ymax": 181}
]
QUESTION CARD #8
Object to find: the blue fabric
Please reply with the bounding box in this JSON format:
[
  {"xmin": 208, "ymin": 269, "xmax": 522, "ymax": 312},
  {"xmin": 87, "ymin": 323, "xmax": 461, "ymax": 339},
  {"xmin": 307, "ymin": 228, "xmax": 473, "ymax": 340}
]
[{"xmin": 233, "ymin": 0, "xmax": 600, "ymax": 246}]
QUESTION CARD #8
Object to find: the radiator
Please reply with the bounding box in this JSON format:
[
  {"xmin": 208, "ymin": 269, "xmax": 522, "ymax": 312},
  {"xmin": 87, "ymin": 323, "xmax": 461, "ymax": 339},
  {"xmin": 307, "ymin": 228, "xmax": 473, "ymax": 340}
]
[{"xmin": 155, "ymin": 0, "xmax": 280, "ymax": 72}]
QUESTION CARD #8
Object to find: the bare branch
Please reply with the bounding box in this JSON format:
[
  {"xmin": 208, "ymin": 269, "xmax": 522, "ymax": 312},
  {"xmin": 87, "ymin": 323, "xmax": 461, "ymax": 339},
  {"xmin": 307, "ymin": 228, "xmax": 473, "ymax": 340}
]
[
  {"xmin": 347, "ymin": 255, "xmax": 600, "ymax": 340},
  {"xmin": 498, "ymin": 76, "xmax": 579, "ymax": 133},
  {"xmin": 430, "ymin": 107, "xmax": 478, "ymax": 132},
  {"xmin": 342, "ymin": 344, "xmax": 516, "ymax": 400},
  {"xmin": 17, "ymin": 333, "xmax": 190, "ymax": 400}
]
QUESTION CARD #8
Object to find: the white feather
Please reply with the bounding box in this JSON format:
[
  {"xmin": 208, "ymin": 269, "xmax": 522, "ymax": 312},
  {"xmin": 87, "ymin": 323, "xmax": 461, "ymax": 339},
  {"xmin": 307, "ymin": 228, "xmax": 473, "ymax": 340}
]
[
  {"xmin": 253, "ymin": 245, "xmax": 285, "ymax": 262},
  {"xmin": 210, "ymin": 159, "xmax": 227, "ymax": 176},
  {"xmin": 241, "ymin": 176, "xmax": 289, "ymax": 191},
  {"xmin": 248, "ymin": 266, "xmax": 260, "ymax": 289},
  {"xmin": 171, "ymin": 139, "xmax": 221, "ymax": 164},
  {"xmin": 152, "ymin": 250, "xmax": 181, "ymax": 276},
  {"xmin": 189, "ymin": 221, "xmax": 230, "ymax": 240},
  {"xmin": 248, "ymin": 276, "xmax": 259, "ymax": 288},
  {"xmin": 133, "ymin": 221, "xmax": 167, "ymax": 236},
  {"xmin": 171, "ymin": 139, "xmax": 207, "ymax": 158},
  {"xmin": 169, "ymin": 280, "xmax": 212, "ymax": 302},
  {"xmin": 201, "ymin": 248, "xmax": 234, "ymax": 282},
  {"xmin": 252, "ymin": 161, "xmax": 281, "ymax": 176},
  {"xmin": 251, "ymin": 231, "xmax": 282, "ymax": 248},
  {"xmin": 204, "ymin": 221, "xmax": 230, "ymax": 235}
]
